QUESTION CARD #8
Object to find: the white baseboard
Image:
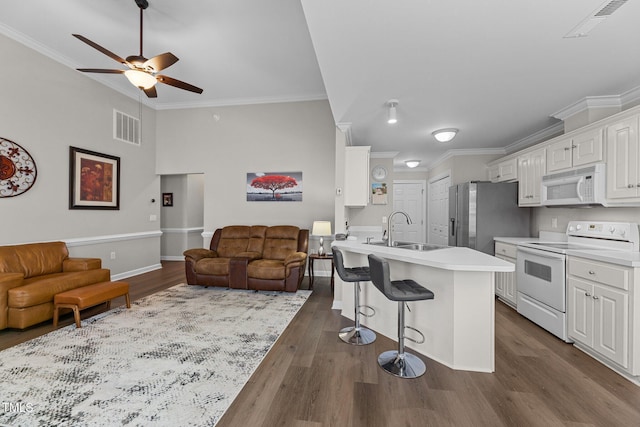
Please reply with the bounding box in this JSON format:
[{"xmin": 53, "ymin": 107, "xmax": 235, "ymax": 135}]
[
  {"xmin": 161, "ymin": 256, "xmax": 186, "ymax": 261},
  {"xmin": 112, "ymin": 263, "xmax": 162, "ymax": 281}
]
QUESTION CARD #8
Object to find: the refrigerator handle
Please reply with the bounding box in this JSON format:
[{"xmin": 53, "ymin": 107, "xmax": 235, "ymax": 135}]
[{"xmin": 450, "ymin": 218, "xmax": 455, "ymax": 237}]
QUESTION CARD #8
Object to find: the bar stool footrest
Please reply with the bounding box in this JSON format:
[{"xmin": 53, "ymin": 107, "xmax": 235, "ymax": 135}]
[{"xmin": 359, "ymin": 305, "xmax": 376, "ymax": 318}]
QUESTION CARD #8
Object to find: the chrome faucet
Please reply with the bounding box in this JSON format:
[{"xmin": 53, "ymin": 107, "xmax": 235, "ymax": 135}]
[{"xmin": 387, "ymin": 211, "xmax": 412, "ymax": 247}]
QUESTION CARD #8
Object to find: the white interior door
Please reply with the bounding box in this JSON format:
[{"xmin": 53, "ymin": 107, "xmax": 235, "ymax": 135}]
[
  {"xmin": 392, "ymin": 181, "xmax": 425, "ymax": 242},
  {"xmin": 428, "ymin": 174, "xmax": 450, "ymax": 245}
]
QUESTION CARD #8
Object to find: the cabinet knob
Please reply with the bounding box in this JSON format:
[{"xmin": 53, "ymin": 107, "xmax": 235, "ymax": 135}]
[
  {"xmin": 588, "ymin": 270, "xmax": 595, "ymax": 275},
  {"xmin": 628, "ymin": 184, "xmax": 636, "ymax": 188},
  {"xmin": 564, "ymin": 147, "xmax": 571, "ymax": 151},
  {"xmin": 593, "ymin": 295, "xmax": 599, "ymax": 300},
  {"xmin": 571, "ymin": 145, "xmax": 577, "ymax": 149},
  {"xmin": 585, "ymin": 292, "xmax": 591, "ymax": 297}
]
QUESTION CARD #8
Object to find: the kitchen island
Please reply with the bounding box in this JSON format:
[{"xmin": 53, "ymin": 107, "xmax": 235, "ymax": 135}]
[{"xmin": 331, "ymin": 239, "xmax": 514, "ymax": 373}]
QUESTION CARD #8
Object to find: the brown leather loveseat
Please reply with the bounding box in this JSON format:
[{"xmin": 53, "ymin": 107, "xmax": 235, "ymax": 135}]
[
  {"xmin": 0, "ymin": 241, "xmax": 111, "ymax": 330},
  {"xmin": 183, "ymin": 225, "xmax": 308, "ymax": 292}
]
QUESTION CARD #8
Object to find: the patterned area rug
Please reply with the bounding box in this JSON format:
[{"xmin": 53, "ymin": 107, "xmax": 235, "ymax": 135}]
[{"xmin": 0, "ymin": 284, "xmax": 311, "ymax": 427}]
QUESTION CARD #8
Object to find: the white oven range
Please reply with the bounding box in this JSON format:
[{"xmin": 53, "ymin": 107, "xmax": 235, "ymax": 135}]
[{"xmin": 516, "ymin": 221, "xmax": 639, "ymax": 342}]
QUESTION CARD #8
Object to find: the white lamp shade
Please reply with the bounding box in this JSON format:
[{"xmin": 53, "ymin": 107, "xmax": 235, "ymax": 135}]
[
  {"xmin": 124, "ymin": 69, "xmax": 158, "ymax": 89},
  {"xmin": 312, "ymin": 221, "xmax": 332, "ymax": 236},
  {"xmin": 405, "ymin": 160, "xmax": 421, "ymax": 168},
  {"xmin": 432, "ymin": 128, "xmax": 458, "ymax": 143}
]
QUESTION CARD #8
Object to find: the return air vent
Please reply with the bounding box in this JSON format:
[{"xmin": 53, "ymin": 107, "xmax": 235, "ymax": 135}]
[
  {"xmin": 113, "ymin": 109, "xmax": 140, "ymax": 146},
  {"xmin": 564, "ymin": 0, "xmax": 628, "ymax": 38}
]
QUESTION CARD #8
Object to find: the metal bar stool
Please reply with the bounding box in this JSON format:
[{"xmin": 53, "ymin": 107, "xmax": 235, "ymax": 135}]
[
  {"xmin": 333, "ymin": 248, "xmax": 376, "ymax": 345},
  {"xmin": 368, "ymin": 254, "xmax": 434, "ymax": 378}
]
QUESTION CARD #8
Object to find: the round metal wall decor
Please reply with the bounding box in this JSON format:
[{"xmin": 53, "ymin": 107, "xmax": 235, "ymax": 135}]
[{"xmin": 0, "ymin": 137, "xmax": 37, "ymax": 198}]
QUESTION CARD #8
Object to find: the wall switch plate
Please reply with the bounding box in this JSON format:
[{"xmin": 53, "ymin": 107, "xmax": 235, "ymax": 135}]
[
  {"xmin": 110, "ymin": 252, "xmax": 116, "ymax": 260},
  {"xmin": 551, "ymin": 217, "xmax": 558, "ymax": 229},
  {"xmin": 382, "ymin": 216, "xmax": 387, "ymax": 224},
  {"xmin": 149, "ymin": 214, "xmax": 157, "ymax": 221}
]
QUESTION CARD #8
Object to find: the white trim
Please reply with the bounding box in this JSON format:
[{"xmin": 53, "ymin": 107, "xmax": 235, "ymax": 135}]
[
  {"xmin": 427, "ymin": 148, "xmax": 505, "ymax": 170},
  {"xmin": 336, "ymin": 123, "xmax": 353, "ymax": 146},
  {"xmin": 551, "ymin": 95, "xmax": 623, "ymax": 121},
  {"xmin": 64, "ymin": 231, "xmax": 163, "ymax": 247},
  {"xmin": 154, "ymin": 93, "xmax": 328, "ymax": 111},
  {"xmin": 111, "ymin": 263, "xmax": 162, "ymax": 281},
  {"xmin": 428, "ymin": 169, "xmax": 451, "ymax": 184},
  {"xmin": 504, "ymin": 122, "xmax": 564, "ymax": 154},
  {"xmin": 161, "ymin": 227, "xmax": 205, "ymax": 234},
  {"xmin": 621, "ymin": 85, "xmax": 640, "ymax": 107},
  {"xmin": 331, "ymin": 301, "xmax": 343, "ymax": 310},
  {"xmin": 370, "ymin": 151, "xmax": 399, "ymax": 159},
  {"xmin": 161, "ymin": 256, "xmax": 186, "ymax": 261}
]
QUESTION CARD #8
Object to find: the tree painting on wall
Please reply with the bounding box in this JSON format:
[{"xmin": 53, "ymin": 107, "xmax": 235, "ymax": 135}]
[{"xmin": 247, "ymin": 172, "xmax": 302, "ymax": 201}]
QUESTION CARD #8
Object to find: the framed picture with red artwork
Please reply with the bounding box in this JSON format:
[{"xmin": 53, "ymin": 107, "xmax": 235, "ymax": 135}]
[{"xmin": 69, "ymin": 146, "xmax": 120, "ymax": 210}]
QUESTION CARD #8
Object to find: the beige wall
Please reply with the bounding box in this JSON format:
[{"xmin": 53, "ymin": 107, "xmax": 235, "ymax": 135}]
[
  {"xmin": 533, "ymin": 206, "xmax": 640, "ymax": 236},
  {"xmin": 0, "ymin": 34, "xmax": 160, "ymax": 276},
  {"xmin": 155, "ymin": 100, "xmax": 336, "ymax": 244}
]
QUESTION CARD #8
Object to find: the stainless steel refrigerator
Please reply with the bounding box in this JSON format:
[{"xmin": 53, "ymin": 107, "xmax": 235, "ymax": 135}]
[{"xmin": 448, "ymin": 182, "xmax": 530, "ymax": 254}]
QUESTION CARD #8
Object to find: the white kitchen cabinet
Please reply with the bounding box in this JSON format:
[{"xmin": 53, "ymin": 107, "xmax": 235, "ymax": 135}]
[
  {"xmin": 567, "ymin": 257, "xmax": 632, "ymax": 372},
  {"xmin": 517, "ymin": 147, "xmax": 545, "ymax": 206},
  {"xmin": 344, "ymin": 146, "xmax": 370, "ymax": 207},
  {"xmin": 546, "ymin": 128, "xmax": 603, "ymax": 173},
  {"xmin": 489, "ymin": 158, "xmax": 518, "ymax": 182},
  {"xmin": 494, "ymin": 242, "xmax": 517, "ymax": 308},
  {"xmin": 606, "ymin": 115, "xmax": 640, "ymax": 201}
]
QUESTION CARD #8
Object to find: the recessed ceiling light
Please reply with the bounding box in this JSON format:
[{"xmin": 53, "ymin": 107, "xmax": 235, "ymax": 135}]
[{"xmin": 432, "ymin": 128, "xmax": 458, "ymax": 143}]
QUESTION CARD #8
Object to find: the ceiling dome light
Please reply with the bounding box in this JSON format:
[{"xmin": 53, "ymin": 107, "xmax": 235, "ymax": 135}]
[
  {"xmin": 387, "ymin": 99, "xmax": 398, "ymax": 124},
  {"xmin": 405, "ymin": 160, "xmax": 421, "ymax": 168},
  {"xmin": 432, "ymin": 128, "xmax": 458, "ymax": 143},
  {"xmin": 124, "ymin": 69, "xmax": 157, "ymax": 89}
]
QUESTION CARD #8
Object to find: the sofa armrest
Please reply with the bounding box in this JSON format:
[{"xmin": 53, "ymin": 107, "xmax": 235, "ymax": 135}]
[
  {"xmin": 235, "ymin": 251, "xmax": 262, "ymax": 261},
  {"xmin": 0, "ymin": 273, "xmax": 25, "ymax": 330},
  {"xmin": 284, "ymin": 252, "xmax": 307, "ymax": 266},
  {"xmin": 63, "ymin": 257, "xmax": 102, "ymax": 272},
  {"xmin": 183, "ymin": 248, "xmax": 218, "ymax": 262}
]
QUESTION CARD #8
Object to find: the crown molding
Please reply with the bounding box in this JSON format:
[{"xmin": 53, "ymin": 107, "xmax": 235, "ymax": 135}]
[
  {"xmin": 370, "ymin": 151, "xmax": 399, "ymax": 159},
  {"xmin": 426, "ymin": 148, "xmax": 505, "ymax": 170},
  {"xmin": 504, "ymin": 122, "xmax": 564, "ymax": 154},
  {"xmin": 621, "ymin": 85, "xmax": 640, "ymax": 107},
  {"xmin": 336, "ymin": 122, "xmax": 352, "ymax": 145},
  {"xmin": 551, "ymin": 95, "xmax": 622, "ymax": 121}
]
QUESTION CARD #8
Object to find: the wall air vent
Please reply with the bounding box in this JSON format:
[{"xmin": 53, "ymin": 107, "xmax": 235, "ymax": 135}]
[
  {"xmin": 564, "ymin": 0, "xmax": 628, "ymax": 38},
  {"xmin": 113, "ymin": 109, "xmax": 140, "ymax": 146}
]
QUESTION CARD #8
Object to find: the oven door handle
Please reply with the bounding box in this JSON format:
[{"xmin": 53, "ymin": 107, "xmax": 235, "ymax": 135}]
[{"xmin": 517, "ymin": 246, "xmax": 566, "ymax": 260}]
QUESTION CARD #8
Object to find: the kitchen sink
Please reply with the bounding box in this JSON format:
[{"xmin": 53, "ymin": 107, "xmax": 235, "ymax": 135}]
[{"xmin": 364, "ymin": 240, "xmax": 447, "ymax": 251}]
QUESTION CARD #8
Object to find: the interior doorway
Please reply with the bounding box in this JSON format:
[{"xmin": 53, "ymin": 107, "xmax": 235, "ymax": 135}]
[
  {"xmin": 428, "ymin": 172, "xmax": 450, "ymax": 245},
  {"xmin": 392, "ymin": 180, "xmax": 426, "ymax": 242}
]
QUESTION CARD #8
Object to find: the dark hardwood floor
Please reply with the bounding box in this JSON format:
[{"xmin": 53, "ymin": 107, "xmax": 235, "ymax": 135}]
[{"xmin": 2, "ymin": 261, "xmax": 639, "ymax": 426}]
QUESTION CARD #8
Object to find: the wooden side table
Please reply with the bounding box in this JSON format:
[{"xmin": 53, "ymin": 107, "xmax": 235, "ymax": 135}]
[{"xmin": 308, "ymin": 253, "xmax": 334, "ymax": 291}]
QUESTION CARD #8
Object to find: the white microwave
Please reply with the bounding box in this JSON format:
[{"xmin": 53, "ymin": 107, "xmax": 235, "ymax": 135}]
[{"xmin": 541, "ymin": 163, "xmax": 606, "ymax": 206}]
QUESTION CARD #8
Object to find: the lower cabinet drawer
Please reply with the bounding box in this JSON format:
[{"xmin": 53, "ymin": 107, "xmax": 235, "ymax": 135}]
[
  {"xmin": 568, "ymin": 257, "xmax": 629, "ymax": 290},
  {"xmin": 495, "ymin": 242, "xmax": 517, "ymax": 259}
]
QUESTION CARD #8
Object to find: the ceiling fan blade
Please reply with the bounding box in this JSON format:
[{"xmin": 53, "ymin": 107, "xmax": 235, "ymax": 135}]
[
  {"xmin": 143, "ymin": 86, "xmax": 157, "ymax": 98},
  {"xmin": 72, "ymin": 34, "xmax": 127, "ymax": 65},
  {"xmin": 156, "ymin": 75, "xmax": 203, "ymax": 94},
  {"xmin": 143, "ymin": 52, "xmax": 179, "ymax": 72},
  {"xmin": 77, "ymin": 68, "xmax": 125, "ymax": 74}
]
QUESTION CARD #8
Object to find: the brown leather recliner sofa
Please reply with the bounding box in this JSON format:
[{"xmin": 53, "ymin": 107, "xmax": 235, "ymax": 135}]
[
  {"xmin": 0, "ymin": 241, "xmax": 111, "ymax": 330},
  {"xmin": 183, "ymin": 225, "xmax": 308, "ymax": 292}
]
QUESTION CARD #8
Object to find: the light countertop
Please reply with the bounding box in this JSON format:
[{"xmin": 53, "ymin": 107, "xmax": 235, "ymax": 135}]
[{"xmin": 332, "ymin": 239, "xmax": 514, "ymax": 272}]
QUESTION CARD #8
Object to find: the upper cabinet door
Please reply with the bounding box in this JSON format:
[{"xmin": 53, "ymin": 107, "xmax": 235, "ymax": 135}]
[
  {"xmin": 606, "ymin": 116, "xmax": 639, "ymax": 200},
  {"xmin": 546, "ymin": 138, "xmax": 573, "ymax": 173},
  {"xmin": 573, "ymin": 128, "xmax": 603, "ymax": 167}
]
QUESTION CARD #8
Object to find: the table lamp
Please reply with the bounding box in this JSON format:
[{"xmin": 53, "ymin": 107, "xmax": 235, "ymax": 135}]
[{"xmin": 312, "ymin": 221, "xmax": 332, "ymax": 255}]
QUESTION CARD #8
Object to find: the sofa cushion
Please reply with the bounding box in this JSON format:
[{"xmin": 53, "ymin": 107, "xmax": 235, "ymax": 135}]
[
  {"xmin": 195, "ymin": 258, "xmax": 231, "ymax": 276},
  {"xmin": 262, "ymin": 226, "xmax": 300, "ymax": 261},
  {"xmin": 248, "ymin": 259, "xmax": 286, "ymax": 280},
  {"xmin": 8, "ymin": 268, "xmax": 111, "ymax": 308},
  {"xmin": 0, "ymin": 242, "xmax": 68, "ymax": 279}
]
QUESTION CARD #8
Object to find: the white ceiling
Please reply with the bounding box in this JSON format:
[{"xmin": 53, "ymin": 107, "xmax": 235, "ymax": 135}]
[{"xmin": 2, "ymin": 0, "xmax": 640, "ymax": 169}]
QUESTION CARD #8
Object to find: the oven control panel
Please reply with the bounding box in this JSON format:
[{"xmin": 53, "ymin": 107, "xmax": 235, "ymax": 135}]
[{"xmin": 567, "ymin": 221, "xmax": 639, "ymax": 245}]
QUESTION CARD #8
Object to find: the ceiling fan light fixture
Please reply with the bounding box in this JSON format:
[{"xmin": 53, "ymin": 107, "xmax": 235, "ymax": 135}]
[
  {"xmin": 124, "ymin": 69, "xmax": 157, "ymax": 89},
  {"xmin": 405, "ymin": 160, "xmax": 421, "ymax": 168},
  {"xmin": 432, "ymin": 128, "xmax": 458, "ymax": 143},
  {"xmin": 387, "ymin": 99, "xmax": 398, "ymax": 124}
]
